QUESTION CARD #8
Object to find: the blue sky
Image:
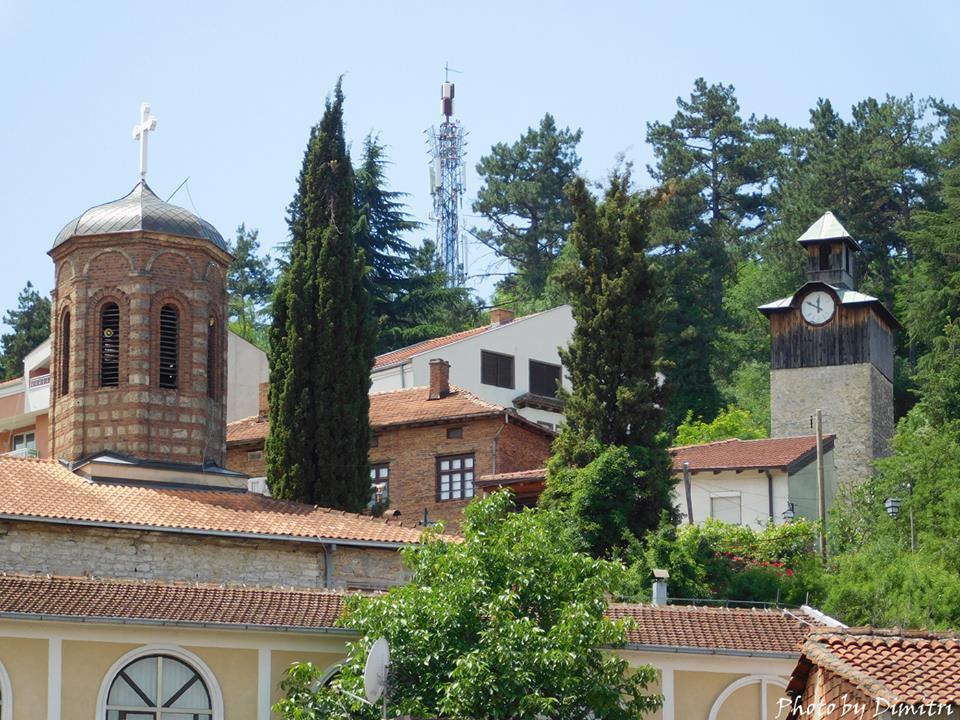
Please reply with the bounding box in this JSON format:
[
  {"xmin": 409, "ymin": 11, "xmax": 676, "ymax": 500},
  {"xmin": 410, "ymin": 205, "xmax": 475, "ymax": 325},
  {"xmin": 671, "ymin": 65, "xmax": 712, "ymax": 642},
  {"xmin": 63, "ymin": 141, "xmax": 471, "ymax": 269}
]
[{"xmin": 1, "ymin": 0, "xmax": 956, "ymax": 318}]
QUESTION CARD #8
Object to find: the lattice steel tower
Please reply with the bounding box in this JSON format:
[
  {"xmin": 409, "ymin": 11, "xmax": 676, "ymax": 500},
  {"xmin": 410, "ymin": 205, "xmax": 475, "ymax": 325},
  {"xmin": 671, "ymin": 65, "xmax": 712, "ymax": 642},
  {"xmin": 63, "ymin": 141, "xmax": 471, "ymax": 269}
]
[{"xmin": 427, "ymin": 73, "xmax": 467, "ymax": 286}]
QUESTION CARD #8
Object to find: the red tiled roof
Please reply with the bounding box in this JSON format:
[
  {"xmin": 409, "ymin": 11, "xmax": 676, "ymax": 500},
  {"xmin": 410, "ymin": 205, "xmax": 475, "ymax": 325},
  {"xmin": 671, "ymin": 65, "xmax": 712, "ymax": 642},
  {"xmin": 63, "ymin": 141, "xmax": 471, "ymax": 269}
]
[
  {"xmin": 608, "ymin": 604, "xmax": 815, "ymax": 655},
  {"xmin": 373, "ymin": 325, "xmax": 495, "ymax": 369},
  {"xmin": 226, "ymin": 414, "xmax": 269, "ymax": 444},
  {"xmin": 790, "ymin": 628, "xmax": 960, "ymax": 706},
  {"xmin": 0, "ymin": 573, "xmax": 818, "ymax": 655},
  {"xmin": 670, "ymin": 435, "xmax": 835, "ymax": 473},
  {"xmin": 0, "ymin": 455, "xmax": 424, "ymax": 546},
  {"xmin": 227, "ymin": 385, "xmax": 553, "ymax": 446},
  {"xmin": 0, "ymin": 574, "xmax": 349, "ymax": 631}
]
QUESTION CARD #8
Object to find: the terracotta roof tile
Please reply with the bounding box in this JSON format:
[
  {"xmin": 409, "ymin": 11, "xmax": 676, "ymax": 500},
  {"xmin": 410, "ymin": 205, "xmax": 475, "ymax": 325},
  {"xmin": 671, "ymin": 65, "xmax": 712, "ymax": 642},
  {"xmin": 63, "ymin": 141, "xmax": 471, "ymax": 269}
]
[
  {"xmin": 796, "ymin": 628, "xmax": 960, "ymax": 705},
  {"xmin": 0, "ymin": 455, "xmax": 424, "ymax": 546},
  {"xmin": 608, "ymin": 603, "xmax": 814, "ymax": 655},
  {"xmin": 670, "ymin": 435, "xmax": 836, "ymax": 473},
  {"xmin": 477, "ymin": 468, "xmax": 548, "ymax": 485},
  {"xmin": 227, "ymin": 385, "xmax": 518, "ymax": 446},
  {"xmin": 0, "ymin": 574, "xmax": 349, "ymax": 630}
]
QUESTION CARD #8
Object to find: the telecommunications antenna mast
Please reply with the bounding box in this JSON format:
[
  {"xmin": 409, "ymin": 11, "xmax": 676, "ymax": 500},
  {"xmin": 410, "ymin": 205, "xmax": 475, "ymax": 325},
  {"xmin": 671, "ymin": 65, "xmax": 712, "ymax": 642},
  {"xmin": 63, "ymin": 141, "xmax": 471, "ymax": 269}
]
[{"xmin": 426, "ymin": 63, "xmax": 468, "ymax": 286}]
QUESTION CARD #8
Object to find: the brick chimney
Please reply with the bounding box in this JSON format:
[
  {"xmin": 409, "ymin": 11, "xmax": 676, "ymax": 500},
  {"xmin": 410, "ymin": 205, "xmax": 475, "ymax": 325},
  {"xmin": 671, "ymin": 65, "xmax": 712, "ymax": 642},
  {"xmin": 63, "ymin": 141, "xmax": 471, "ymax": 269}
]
[
  {"xmin": 258, "ymin": 382, "xmax": 269, "ymax": 419},
  {"xmin": 428, "ymin": 359, "xmax": 450, "ymax": 400},
  {"xmin": 490, "ymin": 307, "xmax": 514, "ymax": 325}
]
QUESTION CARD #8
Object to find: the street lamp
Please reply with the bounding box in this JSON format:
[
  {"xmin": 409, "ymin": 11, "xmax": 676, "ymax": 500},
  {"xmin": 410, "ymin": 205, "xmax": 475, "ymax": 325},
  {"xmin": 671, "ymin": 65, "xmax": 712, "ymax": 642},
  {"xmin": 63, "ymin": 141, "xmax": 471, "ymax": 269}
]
[
  {"xmin": 782, "ymin": 502, "xmax": 796, "ymax": 521},
  {"xmin": 884, "ymin": 483, "xmax": 915, "ymax": 552}
]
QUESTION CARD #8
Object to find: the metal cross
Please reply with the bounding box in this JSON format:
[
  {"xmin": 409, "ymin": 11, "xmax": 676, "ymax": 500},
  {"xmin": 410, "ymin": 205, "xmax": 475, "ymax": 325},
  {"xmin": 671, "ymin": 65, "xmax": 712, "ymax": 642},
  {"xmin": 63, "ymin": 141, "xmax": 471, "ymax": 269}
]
[{"xmin": 132, "ymin": 103, "xmax": 158, "ymax": 180}]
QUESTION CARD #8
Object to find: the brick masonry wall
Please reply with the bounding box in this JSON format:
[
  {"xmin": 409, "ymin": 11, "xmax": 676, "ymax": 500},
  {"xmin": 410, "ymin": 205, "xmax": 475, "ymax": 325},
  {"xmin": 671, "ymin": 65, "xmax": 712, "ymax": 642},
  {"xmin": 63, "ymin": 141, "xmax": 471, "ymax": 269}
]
[
  {"xmin": 49, "ymin": 234, "xmax": 230, "ymax": 465},
  {"xmin": 226, "ymin": 416, "xmax": 552, "ymax": 532},
  {"xmin": 791, "ymin": 666, "xmax": 882, "ymax": 719},
  {"xmin": 0, "ymin": 520, "xmax": 407, "ymax": 590},
  {"xmin": 226, "ymin": 442, "xmax": 266, "ymax": 476},
  {"xmin": 771, "ymin": 363, "xmax": 893, "ymax": 487}
]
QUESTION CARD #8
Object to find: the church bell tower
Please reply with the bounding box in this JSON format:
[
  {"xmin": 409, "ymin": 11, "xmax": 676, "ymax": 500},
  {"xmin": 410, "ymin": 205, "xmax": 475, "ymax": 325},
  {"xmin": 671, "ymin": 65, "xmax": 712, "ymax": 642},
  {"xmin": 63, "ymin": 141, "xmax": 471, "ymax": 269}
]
[
  {"xmin": 48, "ymin": 105, "xmax": 232, "ymax": 470},
  {"xmin": 759, "ymin": 212, "xmax": 899, "ymax": 486}
]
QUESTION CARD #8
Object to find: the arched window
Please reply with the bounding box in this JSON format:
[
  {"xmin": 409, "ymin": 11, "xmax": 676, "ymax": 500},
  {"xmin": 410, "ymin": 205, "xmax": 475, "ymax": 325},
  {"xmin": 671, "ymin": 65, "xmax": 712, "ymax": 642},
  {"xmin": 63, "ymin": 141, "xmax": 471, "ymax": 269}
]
[
  {"xmin": 158, "ymin": 304, "xmax": 179, "ymax": 389},
  {"xmin": 59, "ymin": 310, "xmax": 70, "ymax": 396},
  {"xmin": 0, "ymin": 656, "xmax": 12, "ymax": 720},
  {"xmin": 100, "ymin": 302, "xmax": 120, "ymax": 388},
  {"xmin": 105, "ymin": 654, "xmax": 212, "ymax": 720},
  {"xmin": 206, "ymin": 316, "xmax": 217, "ymax": 399}
]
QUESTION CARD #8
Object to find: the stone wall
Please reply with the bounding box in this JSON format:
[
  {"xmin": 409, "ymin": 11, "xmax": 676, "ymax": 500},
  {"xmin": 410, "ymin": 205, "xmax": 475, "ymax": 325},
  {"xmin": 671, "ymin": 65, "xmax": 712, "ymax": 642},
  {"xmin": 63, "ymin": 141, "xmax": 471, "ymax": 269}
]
[
  {"xmin": 0, "ymin": 520, "xmax": 407, "ymax": 590},
  {"xmin": 771, "ymin": 363, "xmax": 893, "ymax": 487},
  {"xmin": 49, "ymin": 234, "xmax": 230, "ymax": 465}
]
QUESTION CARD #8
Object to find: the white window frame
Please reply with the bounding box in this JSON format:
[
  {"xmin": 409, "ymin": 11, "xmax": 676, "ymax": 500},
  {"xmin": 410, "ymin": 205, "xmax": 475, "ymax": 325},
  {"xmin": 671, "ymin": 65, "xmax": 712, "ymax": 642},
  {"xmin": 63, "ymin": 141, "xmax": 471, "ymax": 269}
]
[
  {"xmin": 710, "ymin": 491, "xmax": 742, "ymax": 525},
  {"xmin": 707, "ymin": 674, "xmax": 788, "ymax": 720},
  {"xmin": 0, "ymin": 658, "xmax": 12, "ymax": 720},
  {"xmin": 12, "ymin": 432, "xmax": 35, "ymax": 452},
  {"xmin": 95, "ymin": 644, "xmax": 224, "ymax": 720}
]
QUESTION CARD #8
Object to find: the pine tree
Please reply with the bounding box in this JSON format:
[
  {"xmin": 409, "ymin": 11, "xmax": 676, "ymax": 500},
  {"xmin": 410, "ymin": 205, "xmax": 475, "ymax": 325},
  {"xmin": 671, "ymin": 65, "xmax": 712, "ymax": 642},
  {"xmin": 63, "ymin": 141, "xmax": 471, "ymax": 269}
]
[
  {"xmin": 353, "ymin": 134, "xmax": 421, "ymax": 352},
  {"xmin": 473, "ymin": 114, "xmax": 582, "ymax": 304},
  {"xmin": 541, "ymin": 171, "xmax": 675, "ymax": 554},
  {"xmin": 266, "ymin": 80, "xmax": 375, "ymax": 510},
  {"xmin": 227, "ymin": 224, "xmax": 275, "ymax": 348},
  {"xmin": 646, "ymin": 79, "xmax": 772, "ymax": 429},
  {"xmin": 1, "ymin": 282, "xmax": 51, "ymax": 380}
]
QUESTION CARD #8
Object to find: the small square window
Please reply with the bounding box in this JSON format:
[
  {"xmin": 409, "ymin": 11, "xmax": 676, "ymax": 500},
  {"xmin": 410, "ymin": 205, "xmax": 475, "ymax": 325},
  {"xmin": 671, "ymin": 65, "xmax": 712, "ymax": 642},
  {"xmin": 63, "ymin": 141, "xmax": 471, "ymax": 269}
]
[
  {"xmin": 436, "ymin": 453, "xmax": 475, "ymax": 501},
  {"xmin": 711, "ymin": 494, "xmax": 742, "ymax": 525},
  {"xmin": 370, "ymin": 435, "xmax": 380, "ymax": 448},
  {"xmin": 481, "ymin": 351, "xmax": 514, "ymax": 389},
  {"xmin": 447, "ymin": 427, "xmax": 463, "ymax": 439},
  {"xmin": 247, "ymin": 450, "xmax": 263, "ymax": 461}
]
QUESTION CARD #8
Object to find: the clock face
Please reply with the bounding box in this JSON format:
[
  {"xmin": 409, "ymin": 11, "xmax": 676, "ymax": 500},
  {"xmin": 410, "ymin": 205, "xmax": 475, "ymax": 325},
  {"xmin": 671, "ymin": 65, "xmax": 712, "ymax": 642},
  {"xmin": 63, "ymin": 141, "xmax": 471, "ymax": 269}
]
[{"xmin": 801, "ymin": 290, "xmax": 836, "ymax": 325}]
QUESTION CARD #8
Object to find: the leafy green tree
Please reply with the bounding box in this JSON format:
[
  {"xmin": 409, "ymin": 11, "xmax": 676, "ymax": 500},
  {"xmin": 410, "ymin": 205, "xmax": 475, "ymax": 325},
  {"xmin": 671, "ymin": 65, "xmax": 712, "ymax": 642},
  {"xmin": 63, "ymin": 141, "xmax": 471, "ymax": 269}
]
[
  {"xmin": 673, "ymin": 406, "xmax": 766, "ymax": 446},
  {"xmin": 473, "ymin": 114, "xmax": 582, "ymax": 304},
  {"xmin": 227, "ymin": 224, "xmax": 274, "ymax": 348},
  {"xmin": 275, "ymin": 492, "xmax": 662, "ymax": 720},
  {"xmin": 0, "ymin": 282, "xmax": 51, "ymax": 380},
  {"xmin": 541, "ymin": 170, "xmax": 674, "ymax": 554},
  {"xmin": 267, "ymin": 80, "xmax": 375, "ymax": 510},
  {"xmin": 900, "ymin": 112, "xmax": 960, "ymax": 354},
  {"xmin": 647, "ymin": 79, "xmax": 774, "ymax": 429}
]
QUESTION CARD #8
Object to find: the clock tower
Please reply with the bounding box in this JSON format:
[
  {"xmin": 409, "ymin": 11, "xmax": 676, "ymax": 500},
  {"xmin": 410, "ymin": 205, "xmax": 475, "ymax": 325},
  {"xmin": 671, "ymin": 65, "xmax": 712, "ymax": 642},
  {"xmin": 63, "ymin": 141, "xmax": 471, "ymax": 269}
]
[{"xmin": 759, "ymin": 212, "xmax": 899, "ymax": 486}]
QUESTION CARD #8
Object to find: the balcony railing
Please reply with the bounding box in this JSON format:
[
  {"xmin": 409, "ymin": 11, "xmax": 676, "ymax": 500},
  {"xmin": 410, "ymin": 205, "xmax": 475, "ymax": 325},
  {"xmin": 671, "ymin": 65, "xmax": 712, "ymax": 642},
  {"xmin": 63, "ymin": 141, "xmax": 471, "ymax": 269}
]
[{"xmin": 28, "ymin": 374, "xmax": 50, "ymax": 389}]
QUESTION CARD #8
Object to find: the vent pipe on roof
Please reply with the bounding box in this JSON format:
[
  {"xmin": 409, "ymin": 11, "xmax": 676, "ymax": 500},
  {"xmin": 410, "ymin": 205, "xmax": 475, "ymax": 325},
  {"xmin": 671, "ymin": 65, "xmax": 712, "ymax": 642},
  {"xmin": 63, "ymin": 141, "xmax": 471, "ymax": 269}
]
[
  {"xmin": 652, "ymin": 569, "xmax": 669, "ymax": 606},
  {"xmin": 428, "ymin": 358, "xmax": 451, "ymax": 400}
]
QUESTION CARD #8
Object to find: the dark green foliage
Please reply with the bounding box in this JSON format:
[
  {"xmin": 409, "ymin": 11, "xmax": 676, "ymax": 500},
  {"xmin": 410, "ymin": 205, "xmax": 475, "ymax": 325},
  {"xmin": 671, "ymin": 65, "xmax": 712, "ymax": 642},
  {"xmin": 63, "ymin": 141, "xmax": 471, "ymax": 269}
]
[
  {"xmin": 227, "ymin": 224, "xmax": 274, "ymax": 349},
  {"xmin": 274, "ymin": 492, "xmax": 662, "ymax": 720},
  {"xmin": 630, "ymin": 518, "xmax": 825, "ymax": 607},
  {"xmin": 541, "ymin": 171, "xmax": 675, "ymax": 554},
  {"xmin": 1, "ymin": 282, "xmax": 51, "ymax": 380},
  {"xmin": 900, "ymin": 112, "xmax": 960, "ymax": 354},
  {"xmin": 473, "ymin": 114, "xmax": 582, "ymax": 305},
  {"xmin": 266, "ymin": 80, "xmax": 375, "ymax": 510},
  {"xmin": 647, "ymin": 79, "xmax": 775, "ymax": 429}
]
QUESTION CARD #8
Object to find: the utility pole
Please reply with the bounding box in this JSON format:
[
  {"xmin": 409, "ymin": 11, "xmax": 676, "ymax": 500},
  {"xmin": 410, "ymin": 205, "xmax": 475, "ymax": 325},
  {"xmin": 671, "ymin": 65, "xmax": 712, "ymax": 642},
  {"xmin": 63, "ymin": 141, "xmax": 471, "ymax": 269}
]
[
  {"xmin": 683, "ymin": 462, "xmax": 694, "ymax": 525},
  {"xmin": 816, "ymin": 409, "xmax": 827, "ymax": 562}
]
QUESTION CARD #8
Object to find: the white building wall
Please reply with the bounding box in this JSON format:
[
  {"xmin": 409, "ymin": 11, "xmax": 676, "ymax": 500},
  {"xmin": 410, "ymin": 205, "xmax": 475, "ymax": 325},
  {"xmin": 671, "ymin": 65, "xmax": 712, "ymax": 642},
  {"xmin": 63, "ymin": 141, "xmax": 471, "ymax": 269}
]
[
  {"xmin": 673, "ymin": 470, "xmax": 791, "ymax": 530},
  {"xmin": 226, "ymin": 332, "xmax": 270, "ymax": 422},
  {"xmin": 380, "ymin": 306, "xmax": 574, "ymax": 426}
]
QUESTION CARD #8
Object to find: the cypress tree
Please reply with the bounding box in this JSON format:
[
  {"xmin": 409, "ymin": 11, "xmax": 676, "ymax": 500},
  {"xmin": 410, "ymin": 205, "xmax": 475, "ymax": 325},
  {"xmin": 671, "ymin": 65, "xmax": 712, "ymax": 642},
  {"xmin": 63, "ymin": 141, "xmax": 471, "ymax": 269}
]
[
  {"xmin": 542, "ymin": 171, "xmax": 675, "ymax": 553},
  {"xmin": 266, "ymin": 80, "xmax": 375, "ymax": 510}
]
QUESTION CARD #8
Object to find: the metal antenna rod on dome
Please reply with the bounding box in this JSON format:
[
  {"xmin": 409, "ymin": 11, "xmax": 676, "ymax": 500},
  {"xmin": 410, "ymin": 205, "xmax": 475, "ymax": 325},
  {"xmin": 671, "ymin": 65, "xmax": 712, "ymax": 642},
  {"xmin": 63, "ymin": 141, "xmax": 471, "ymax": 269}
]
[{"xmin": 132, "ymin": 103, "xmax": 158, "ymax": 181}]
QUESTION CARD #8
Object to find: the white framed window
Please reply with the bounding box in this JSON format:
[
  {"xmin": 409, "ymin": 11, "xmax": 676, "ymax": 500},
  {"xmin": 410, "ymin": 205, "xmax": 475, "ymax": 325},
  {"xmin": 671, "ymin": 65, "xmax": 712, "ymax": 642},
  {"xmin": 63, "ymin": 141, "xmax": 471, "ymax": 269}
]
[
  {"xmin": 370, "ymin": 463, "xmax": 390, "ymax": 505},
  {"xmin": 97, "ymin": 645, "xmax": 223, "ymax": 720},
  {"xmin": 11, "ymin": 432, "xmax": 36, "ymax": 457},
  {"xmin": 0, "ymin": 658, "xmax": 12, "ymax": 720},
  {"xmin": 436, "ymin": 453, "xmax": 475, "ymax": 501},
  {"xmin": 710, "ymin": 492, "xmax": 742, "ymax": 524}
]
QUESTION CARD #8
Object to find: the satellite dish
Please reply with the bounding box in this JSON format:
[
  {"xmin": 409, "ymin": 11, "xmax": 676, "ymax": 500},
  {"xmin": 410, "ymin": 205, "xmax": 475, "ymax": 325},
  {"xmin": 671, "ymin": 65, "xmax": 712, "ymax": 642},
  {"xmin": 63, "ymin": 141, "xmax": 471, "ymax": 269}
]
[{"xmin": 363, "ymin": 637, "xmax": 390, "ymax": 704}]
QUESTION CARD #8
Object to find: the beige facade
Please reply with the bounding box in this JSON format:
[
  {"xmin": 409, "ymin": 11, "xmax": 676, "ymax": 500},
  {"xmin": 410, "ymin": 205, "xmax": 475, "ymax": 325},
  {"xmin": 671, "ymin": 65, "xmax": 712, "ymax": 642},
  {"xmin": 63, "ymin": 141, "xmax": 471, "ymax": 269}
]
[
  {"xmin": 0, "ymin": 619, "xmax": 351, "ymax": 720},
  {"xmin": 622, "ymin": 649, "xmax": 795, "ymax": 720},
  {"xmin": 0, "ymin": 619, "xmax": 800, "ymax": 720}
]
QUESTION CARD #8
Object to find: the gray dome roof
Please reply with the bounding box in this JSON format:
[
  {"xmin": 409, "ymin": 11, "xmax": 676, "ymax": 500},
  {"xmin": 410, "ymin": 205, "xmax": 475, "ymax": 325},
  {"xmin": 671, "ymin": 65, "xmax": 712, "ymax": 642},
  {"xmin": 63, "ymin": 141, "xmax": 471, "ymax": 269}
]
[{"xmin": 54, "ymin": 181, "xmax": 226, "ymax": 251}]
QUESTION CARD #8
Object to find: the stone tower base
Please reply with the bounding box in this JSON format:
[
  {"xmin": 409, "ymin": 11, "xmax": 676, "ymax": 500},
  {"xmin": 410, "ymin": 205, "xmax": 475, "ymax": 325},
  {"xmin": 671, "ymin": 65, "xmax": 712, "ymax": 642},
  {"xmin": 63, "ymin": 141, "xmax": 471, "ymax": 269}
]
[{"xmin": 771, "ymin": 363, "xmax": 893, "ymax": 487}]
